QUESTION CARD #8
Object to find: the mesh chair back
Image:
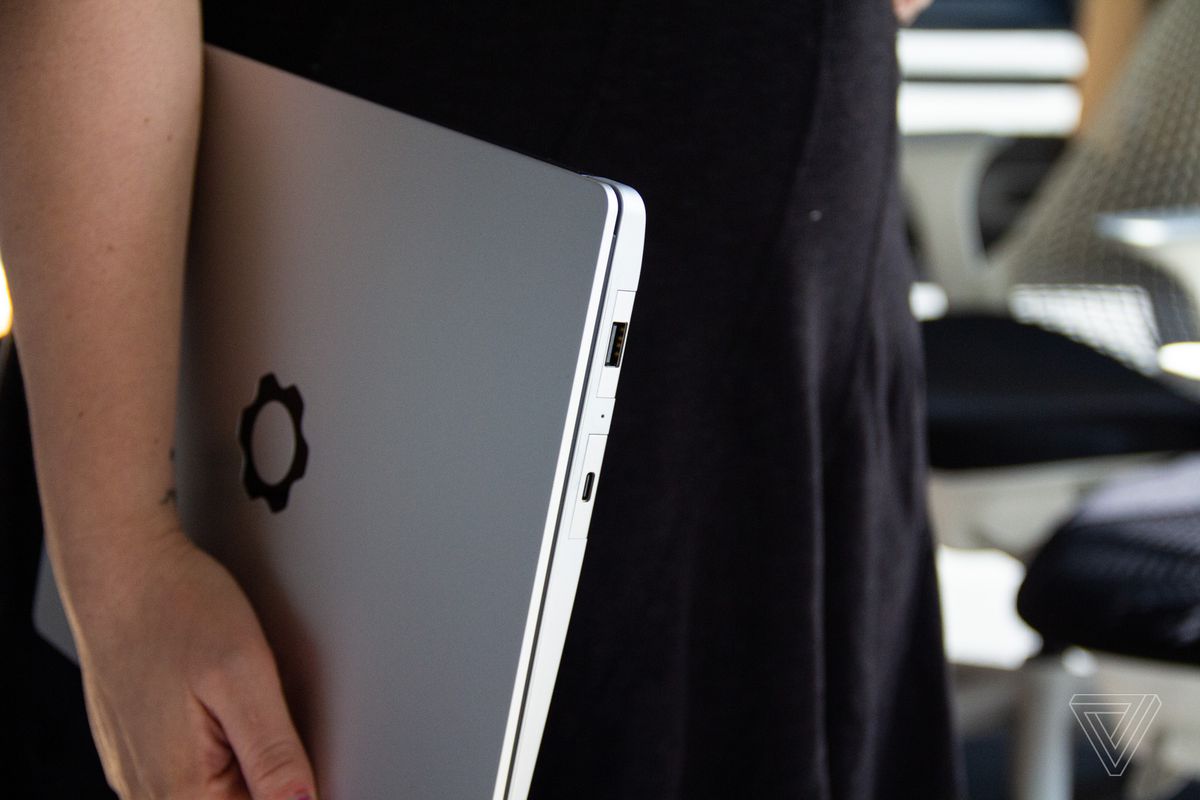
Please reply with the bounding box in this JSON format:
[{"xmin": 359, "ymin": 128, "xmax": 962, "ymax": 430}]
[{"xmin": 993, "ymin": 0, "xmax": 1200, "ymax": 373}]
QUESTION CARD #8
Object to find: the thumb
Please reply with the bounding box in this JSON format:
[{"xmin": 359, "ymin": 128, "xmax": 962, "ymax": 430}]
[{"xmin": 207, "ymin": 648, "xmax": 318, "ymax": 800}]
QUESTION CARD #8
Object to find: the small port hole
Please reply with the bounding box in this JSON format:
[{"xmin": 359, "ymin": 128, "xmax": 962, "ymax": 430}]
[
  {"xmin": 581, "ymin": 472, "xmax": 596, "ymax": 502},
  {"xmin": 605, "ymin": 322, "xmax": 628, "ymax": 367}
]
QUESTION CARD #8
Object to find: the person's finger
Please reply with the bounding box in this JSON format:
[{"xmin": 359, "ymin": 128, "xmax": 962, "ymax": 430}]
[{"xmin": 203, "ymin": 648, "xmax": 318, "ymax": 800}]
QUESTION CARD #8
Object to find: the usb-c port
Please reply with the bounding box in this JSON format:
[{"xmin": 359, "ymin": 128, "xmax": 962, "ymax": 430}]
[
  {"xmin": 605, "ymin": 322, "xmax": 628, "ymax": 367},
  {"xmin": 581, "ymin": 472, "xmax": 596, "ymax": 502}
]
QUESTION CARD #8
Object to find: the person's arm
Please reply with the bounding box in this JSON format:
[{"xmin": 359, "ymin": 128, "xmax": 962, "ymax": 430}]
[{"xmin": 0, "ymin": 3, "xmax": 316, "ymax": 797}]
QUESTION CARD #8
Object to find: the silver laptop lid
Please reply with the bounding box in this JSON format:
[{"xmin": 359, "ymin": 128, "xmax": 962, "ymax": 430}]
[{"xmin": 35, "ymin": 45, "xmax": 644, "ymax": 799}]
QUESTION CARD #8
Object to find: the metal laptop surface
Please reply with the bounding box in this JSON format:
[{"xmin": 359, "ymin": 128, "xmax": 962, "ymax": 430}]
[{"xmin": 34, "ymin": 45, "xmax": 643, "ymax": 799}]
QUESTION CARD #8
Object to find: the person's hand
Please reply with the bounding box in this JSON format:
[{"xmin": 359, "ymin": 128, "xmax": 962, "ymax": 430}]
[
  {"xmin": 2, "ymin": 4, "xmax": 309, "ymax": 793},
  {"xmin": 894, "ymin": 0, "xmax": 934, "ymax": 25},
  {"xmin": 64, "ymin": 526, "xmax": 317, "ymax": 800}
]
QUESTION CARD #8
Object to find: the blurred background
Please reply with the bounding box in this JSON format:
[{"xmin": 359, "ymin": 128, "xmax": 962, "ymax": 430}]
[
  {"xmin": 4, "ymin": 0, "xmax": 1200, "ymax": 798},
  {"xmin": 902, "ymin": 0, "xmax": 1200, "ymax": 798}
]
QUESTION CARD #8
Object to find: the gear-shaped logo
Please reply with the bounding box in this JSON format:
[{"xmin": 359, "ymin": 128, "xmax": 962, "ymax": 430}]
[{"xmin": 238, "ymin": 373, "xmax": 308, "ymax": 513}]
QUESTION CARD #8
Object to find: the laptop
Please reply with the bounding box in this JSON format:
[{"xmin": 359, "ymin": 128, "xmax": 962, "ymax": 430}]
[{"xmin": 34, "ymin": 45, "xmax": 644, "ymax": 799}]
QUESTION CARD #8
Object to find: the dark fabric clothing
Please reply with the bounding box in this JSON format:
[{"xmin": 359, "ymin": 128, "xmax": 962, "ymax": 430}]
[{"xmin": 7, "ymin": 1, "xmax": 960, "ymax": 797}]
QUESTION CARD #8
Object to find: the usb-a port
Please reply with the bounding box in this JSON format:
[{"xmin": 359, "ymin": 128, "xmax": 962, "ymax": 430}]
[{"xmin": 605, "ymin": 321, "xmax": 628, "ymax": 367}]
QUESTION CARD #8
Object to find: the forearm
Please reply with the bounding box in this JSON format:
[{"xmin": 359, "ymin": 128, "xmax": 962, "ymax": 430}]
[{"xmin": 0, "ymin": 2, "xmax": 201, "ymax": 602}]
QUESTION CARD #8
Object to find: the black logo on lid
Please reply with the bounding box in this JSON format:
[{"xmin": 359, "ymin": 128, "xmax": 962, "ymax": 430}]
[{"xmin": 238, "ymin": 373, "xmax": 308, "ymax": 513}]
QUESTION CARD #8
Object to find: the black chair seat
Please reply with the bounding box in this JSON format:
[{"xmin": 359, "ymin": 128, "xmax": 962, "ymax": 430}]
[
  {"xmin": 1017, "ymin": 455, "xmax": 1200, "ymax": 665},
  {"xmin": 923, "ymin": 315, "xmax": 1200, "ymax": 469}
]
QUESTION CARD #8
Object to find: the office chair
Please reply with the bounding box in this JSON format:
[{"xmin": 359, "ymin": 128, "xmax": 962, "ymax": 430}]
[
  {"xmin": 922, "ymin": 0, "xmax": 1200, "ymax": 559},
  {"xmin": 916, "ymin": 0, "xmax": 1200, "ymax": 795}
]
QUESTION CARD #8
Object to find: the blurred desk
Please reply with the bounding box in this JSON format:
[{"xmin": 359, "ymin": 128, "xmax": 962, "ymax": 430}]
[
  {"xmin": 898, "ymin": 29, "xmax": 1087, "ymax": 82},
  {"xmin": 899, "ymin": 83, "xmax": 1081, "ymax": 138}
]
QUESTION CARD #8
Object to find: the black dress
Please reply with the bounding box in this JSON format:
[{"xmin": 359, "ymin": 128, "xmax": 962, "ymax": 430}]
[{"xmin": 8, "ymin": 1, "xmax": 962, "ymax": 797}]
